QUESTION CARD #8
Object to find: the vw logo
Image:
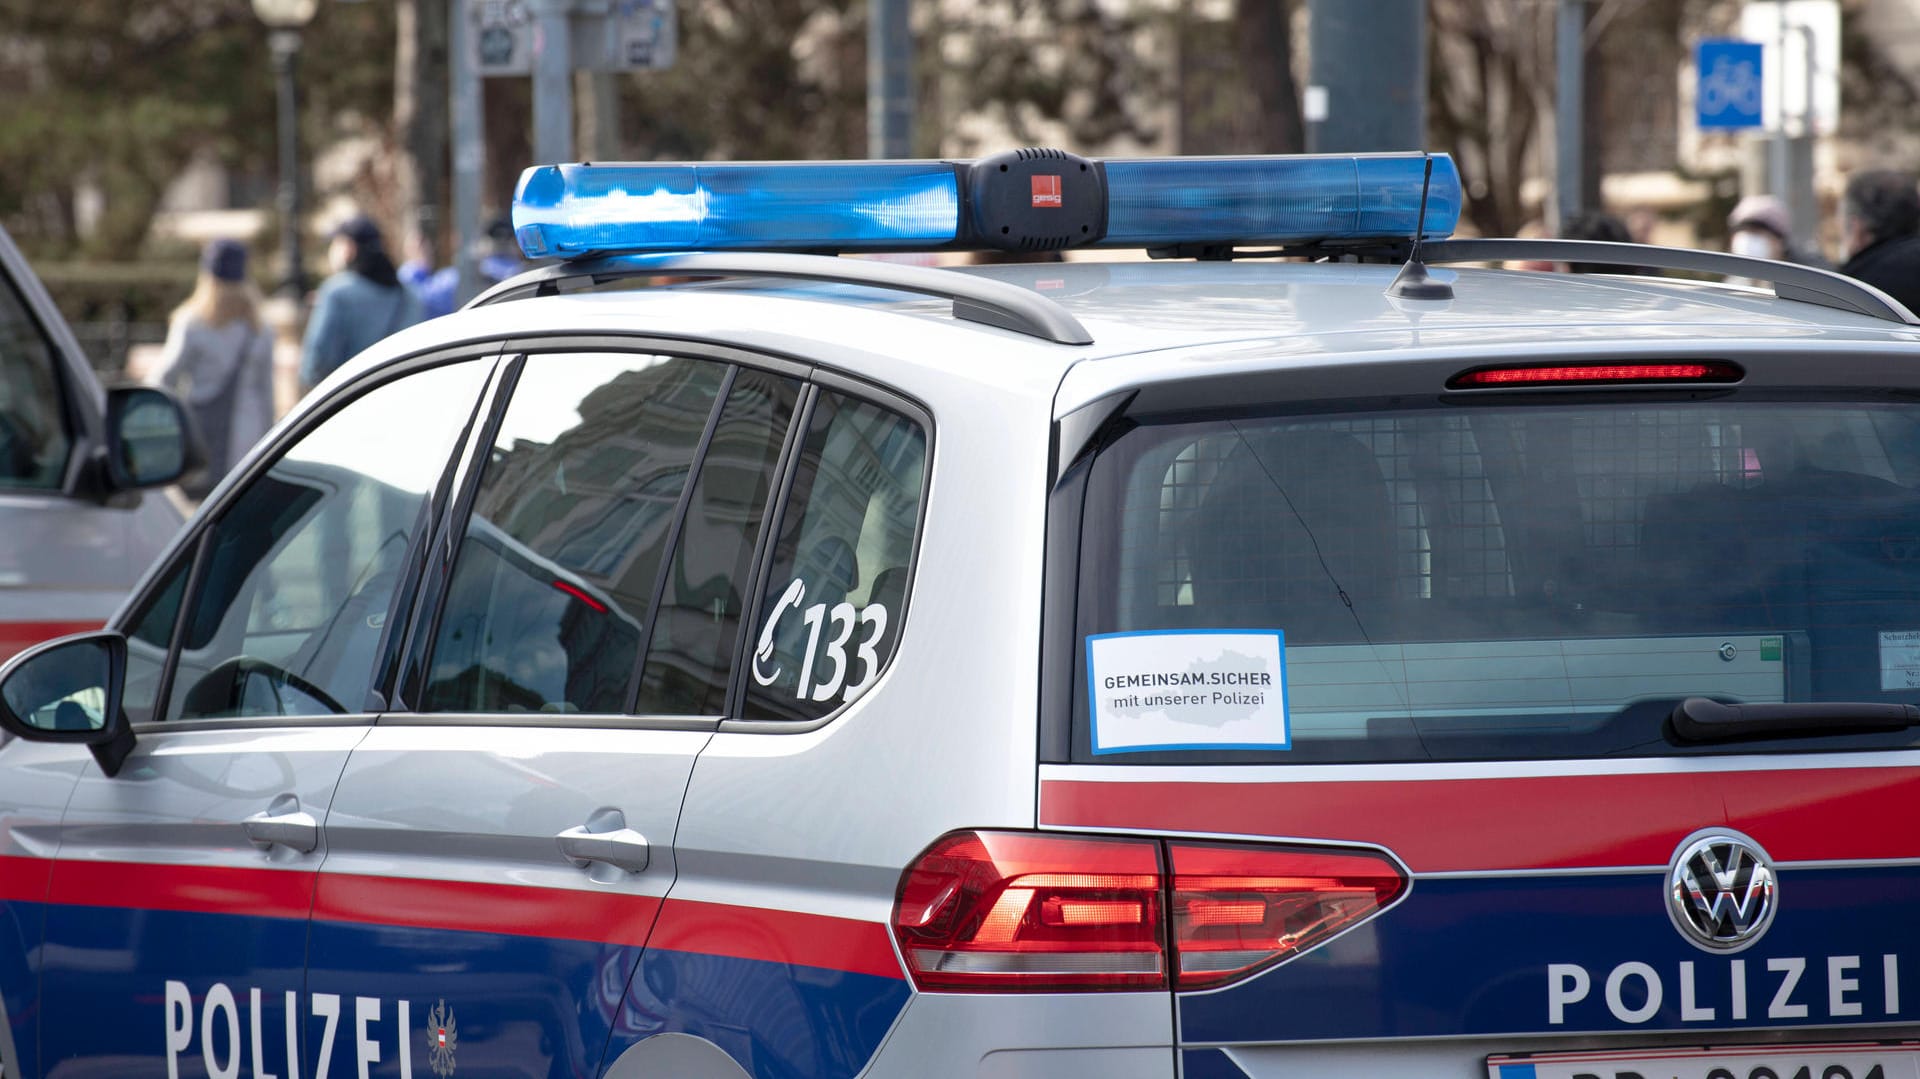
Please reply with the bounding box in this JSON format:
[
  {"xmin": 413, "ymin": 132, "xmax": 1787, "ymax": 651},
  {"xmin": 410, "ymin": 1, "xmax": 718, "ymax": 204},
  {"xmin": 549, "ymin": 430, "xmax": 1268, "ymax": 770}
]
[{"xmin": 1667, "ymin": 833, "xmax": 1777, "ymax": 952}]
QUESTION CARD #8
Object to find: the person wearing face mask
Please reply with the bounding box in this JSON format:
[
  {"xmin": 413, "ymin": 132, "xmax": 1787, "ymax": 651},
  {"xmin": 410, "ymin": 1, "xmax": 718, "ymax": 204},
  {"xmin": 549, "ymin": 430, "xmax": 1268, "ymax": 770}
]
[
  {"xmin": 1837, "ymin": 169, "xmax": 1920, "ymax": 315},
  {"xmin": 1727, "ymin": 195, "xmax": 1830, "ymax": 270}
]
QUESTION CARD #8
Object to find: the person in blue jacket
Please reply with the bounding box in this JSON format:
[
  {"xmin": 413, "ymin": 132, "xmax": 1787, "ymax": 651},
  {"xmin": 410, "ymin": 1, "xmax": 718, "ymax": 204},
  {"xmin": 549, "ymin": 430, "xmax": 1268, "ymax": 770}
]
[{"xmin": 300, "ymin": 214, "xmax": 425, "ymax": 393}]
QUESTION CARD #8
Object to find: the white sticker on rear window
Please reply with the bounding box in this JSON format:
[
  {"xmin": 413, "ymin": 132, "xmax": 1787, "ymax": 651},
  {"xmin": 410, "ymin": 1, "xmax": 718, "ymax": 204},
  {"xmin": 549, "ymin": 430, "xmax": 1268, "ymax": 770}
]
[
  {"xmin": 1880, "ymin": 629, "xmax": 1920, "ymax": 690},
  {"xmin": 1086, "ymin": 630, "xmax": 1289, "ymax": 753}
]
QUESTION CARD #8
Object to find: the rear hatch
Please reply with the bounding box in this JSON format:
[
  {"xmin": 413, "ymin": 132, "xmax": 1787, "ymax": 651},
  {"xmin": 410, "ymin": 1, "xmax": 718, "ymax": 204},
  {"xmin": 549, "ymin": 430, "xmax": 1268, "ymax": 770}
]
[{"xmin": 1041, "ymin": 354, "xmax": 1920, "ymax": 1078}]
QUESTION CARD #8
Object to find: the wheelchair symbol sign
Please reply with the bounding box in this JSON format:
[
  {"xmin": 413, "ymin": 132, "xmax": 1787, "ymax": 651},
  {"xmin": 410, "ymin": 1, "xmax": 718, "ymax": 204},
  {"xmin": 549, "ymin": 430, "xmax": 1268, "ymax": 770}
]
[{"xmin": 1696, "ymin": 39, "xmax": 1763, "ymax": 130}]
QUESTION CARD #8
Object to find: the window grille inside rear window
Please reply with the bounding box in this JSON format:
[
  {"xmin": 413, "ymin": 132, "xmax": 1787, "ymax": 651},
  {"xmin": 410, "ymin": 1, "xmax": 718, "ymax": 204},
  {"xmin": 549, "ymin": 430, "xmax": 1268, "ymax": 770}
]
[{"xmin": 1072, "ymin": 400, "xmax": 1920, "ymax": 762}]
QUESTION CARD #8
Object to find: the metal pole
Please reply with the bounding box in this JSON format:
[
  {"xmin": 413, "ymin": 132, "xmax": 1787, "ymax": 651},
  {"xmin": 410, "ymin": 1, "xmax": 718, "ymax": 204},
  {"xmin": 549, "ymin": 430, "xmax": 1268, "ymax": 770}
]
[
  {"xmin": 1554, "ymin": 0, "xmax": 1584, "ymax": 231},
  {"xmin": 1784, "ymin": 19, "xmax": 1818, "ymax": 243},
  {"xmin": 450, "ymin": 0, "xmax": 485, "ymax": 304},
  {"xmin": 533, "ymin": 0, "xmax": 574, "ymax": 166},
  {"xmin": 868, "ymin": 0, "xmax": 913, "ymax": 158},
  {"xmin": 587, "ymin": 72, "xmax": 622, "ymax": 160},
  {"xmin": 1305, "ymin": 0, "xmax": 1426, "ymax": 154},
  {"xmin": 1768, "ymin": 0, "xmax": 1789, "ymax": 206},
  {"xmin": 270, "ymin": 29, "xmax": 306, "ymax": 298}
]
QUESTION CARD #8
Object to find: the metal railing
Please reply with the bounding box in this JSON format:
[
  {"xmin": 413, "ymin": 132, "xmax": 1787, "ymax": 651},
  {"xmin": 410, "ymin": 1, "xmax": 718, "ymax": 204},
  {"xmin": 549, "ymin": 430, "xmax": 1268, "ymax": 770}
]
[{"xmin": 69, "ymin": 320, "xmax": 168, "ymax": 380}]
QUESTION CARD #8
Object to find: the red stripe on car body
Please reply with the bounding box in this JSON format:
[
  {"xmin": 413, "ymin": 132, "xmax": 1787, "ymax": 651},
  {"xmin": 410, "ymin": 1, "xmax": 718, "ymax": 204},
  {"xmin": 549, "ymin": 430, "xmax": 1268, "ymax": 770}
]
[
  {"xmin": 647, "ymin": 898, "xmax": 905, "ymax": 980},
  {"xmin": 1040, "ymin": 766, "xmax": 1920, "ymax": 873},
  {"xmin": 49, "ymin": 859, "xmax": 314, "ymax": 920},
  {"xmin": 312, "ymin": 872, "xmax": 661, "ymax": 947},
  {"xmin": 0, "ymin": 620, "xmax": 98, "ymax": 664},
  {"xmin": 0, "ymin": 853, "xmax": 54, "ymax": 904},
  {"xmin": 13, "ymin": 856, "xmax": 900, "ymax": 979}
]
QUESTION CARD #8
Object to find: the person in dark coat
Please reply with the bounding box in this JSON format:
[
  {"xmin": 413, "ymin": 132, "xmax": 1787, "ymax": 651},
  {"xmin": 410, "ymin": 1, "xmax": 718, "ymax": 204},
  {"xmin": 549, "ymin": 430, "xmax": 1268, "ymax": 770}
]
[
  {"xmin": 1838, "ymin": 169, "xmax": 1920, "ymax": 315},
  {"xmin": 1559, "ymin": 210, "xmax": 1647, "ymax": 275}
]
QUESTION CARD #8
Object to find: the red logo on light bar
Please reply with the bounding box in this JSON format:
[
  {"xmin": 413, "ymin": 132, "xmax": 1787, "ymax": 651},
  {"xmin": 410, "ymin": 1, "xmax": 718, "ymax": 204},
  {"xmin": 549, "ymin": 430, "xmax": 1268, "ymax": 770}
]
[{"xmin": 1032, "ymin": 175, "xmax": 1063, "ymax": 208}]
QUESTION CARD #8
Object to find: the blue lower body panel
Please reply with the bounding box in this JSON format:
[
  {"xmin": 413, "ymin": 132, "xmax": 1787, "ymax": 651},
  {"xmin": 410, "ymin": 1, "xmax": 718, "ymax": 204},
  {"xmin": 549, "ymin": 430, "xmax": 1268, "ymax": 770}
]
[
  {"xmin": 306, "ymin": 919, "xmax": 644, "ymax": 1079},
  {"xmin": 600, "ymin": 948, "xmax": 911, "ymax": 1079},
  {"xmin": 1178, "ymin": 865, "xmax": 1920, "ymax": 1045},
  {"xmin": 38, "ymin": 905, "xmax": 308, "ymax": 1079},
  {"xmin": 1, "ymin": 900, "xmax": 42, "ymax": 1079}
]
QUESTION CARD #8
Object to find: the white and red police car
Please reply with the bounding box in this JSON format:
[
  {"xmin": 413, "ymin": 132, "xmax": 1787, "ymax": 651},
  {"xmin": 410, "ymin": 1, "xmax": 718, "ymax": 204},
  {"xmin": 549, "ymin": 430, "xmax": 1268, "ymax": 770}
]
[
  {"xmin": 2, "ymin": 151, "xmax": 1918, "ymax": 1079},
  {"xmin": 0, "ymin": 225, "xmax": 188, "ymax": 664}
]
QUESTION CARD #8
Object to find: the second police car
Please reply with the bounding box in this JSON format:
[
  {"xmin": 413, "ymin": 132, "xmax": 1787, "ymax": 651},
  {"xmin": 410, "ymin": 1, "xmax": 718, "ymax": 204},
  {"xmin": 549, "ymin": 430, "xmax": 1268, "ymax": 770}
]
[
  {"xmin": 2, "ymin": 149, "xmax": 1919, "ymax": 1079},
  {"xmin": 0, "ymin": 224, "xmax": 191, "ymax": 665}
]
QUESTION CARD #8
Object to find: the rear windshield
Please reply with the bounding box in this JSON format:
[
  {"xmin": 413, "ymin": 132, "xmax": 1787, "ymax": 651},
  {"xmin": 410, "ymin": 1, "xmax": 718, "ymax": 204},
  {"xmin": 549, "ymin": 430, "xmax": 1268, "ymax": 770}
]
[{"xmin": 1071, "ymin": 397, "xmax": 1920, "ymax": 762}]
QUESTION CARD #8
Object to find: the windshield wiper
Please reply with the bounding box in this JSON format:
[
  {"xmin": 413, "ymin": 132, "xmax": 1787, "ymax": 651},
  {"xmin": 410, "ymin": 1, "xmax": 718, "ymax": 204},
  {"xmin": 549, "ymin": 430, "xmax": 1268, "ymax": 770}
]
[{"xmin": 1671, "ymin": 697, "xmax": 1920, "ymax": 743}]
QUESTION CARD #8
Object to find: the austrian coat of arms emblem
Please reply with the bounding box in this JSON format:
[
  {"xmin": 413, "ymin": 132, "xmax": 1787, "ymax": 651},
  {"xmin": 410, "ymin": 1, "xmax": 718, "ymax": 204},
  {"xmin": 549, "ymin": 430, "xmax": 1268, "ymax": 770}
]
[{"xmin": 426, "ymin": 999, "xmax": 459, "ymax": 1077}]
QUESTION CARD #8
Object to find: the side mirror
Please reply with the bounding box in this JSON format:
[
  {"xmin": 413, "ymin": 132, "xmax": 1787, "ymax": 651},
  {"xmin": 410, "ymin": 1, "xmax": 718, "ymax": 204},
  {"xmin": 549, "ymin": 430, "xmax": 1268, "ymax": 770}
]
[
  {"xmin": 104, "ymin": 385, "xmax": 199, "ymax": 490},
  {"xmin": 0, "ymin": 631, "xmax": 135, "ymax": 776}
]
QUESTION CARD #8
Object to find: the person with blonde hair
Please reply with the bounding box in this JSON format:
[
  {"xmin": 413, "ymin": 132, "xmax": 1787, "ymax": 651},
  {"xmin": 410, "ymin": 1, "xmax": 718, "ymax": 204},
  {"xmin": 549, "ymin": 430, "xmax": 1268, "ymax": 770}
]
[{"xmin": 148, "ymin": 238, "xmax": 275, "ymax": 498}]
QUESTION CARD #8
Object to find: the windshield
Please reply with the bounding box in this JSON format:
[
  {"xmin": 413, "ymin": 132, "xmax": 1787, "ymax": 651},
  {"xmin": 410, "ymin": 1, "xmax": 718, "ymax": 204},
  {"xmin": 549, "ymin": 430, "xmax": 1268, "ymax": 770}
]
[{"xmin": 1071, "ymin": 397, "xmax": 1920, "ymax": 762}]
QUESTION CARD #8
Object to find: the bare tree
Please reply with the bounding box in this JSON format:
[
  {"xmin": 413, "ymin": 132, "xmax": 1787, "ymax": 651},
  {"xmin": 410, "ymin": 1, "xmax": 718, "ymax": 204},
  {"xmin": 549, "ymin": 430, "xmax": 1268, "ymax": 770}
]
[
  {"xmin": 933, "ymin": 0, "xmax": 1163, "ymax": 155},
  {"xmin": 1234, "ymin": 0, "xmax": 1304, "ymax": 153},
  {"xmin": 0, "ymin": 0, "xmax": 396, "ymax": 256},
  {"xmin": 618, "ymin": 0, "xmax": 866, "ymax": 162},
  {"xmin": 1427, "ymin": 0, "xmax": 1556, "ymax": 237},
  {"xmin": 394, "ymin": 0, "xmax": 449, "ymax": 261}
]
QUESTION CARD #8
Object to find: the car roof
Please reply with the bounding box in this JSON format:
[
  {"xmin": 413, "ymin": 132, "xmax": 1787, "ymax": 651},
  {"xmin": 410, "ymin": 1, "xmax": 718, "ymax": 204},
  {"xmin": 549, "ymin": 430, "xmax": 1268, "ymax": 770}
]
[{"xmin": 333, "ymin": 256, "xmax": 1920, "ymax": 424}]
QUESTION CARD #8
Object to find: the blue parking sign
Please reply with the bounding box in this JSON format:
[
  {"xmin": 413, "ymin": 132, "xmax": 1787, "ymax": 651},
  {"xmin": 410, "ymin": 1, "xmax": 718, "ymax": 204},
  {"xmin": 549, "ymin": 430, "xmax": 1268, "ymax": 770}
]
[{"xmin": 1696, "ymin": 39, "xmax": 1764, "ymax": 130}]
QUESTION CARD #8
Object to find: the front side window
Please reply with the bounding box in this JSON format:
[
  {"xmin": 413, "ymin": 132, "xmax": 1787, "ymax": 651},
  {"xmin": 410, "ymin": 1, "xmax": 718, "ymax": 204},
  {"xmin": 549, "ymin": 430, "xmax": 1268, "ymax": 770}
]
[
  {"xmin": 0, "ymin": 276, "xmax": 70, "ymax": 488},
  {"xmin": 421, "ymin": 353, "xmax": 729, "ymax": 714},
  {"xmin": 1074, "ymin": 398, "xmax": 1920, "ymax": 762},
  {"xmin": 123, "ymin": 561, "xmax": 188, "ymax": 724},
  {"xmin": 744, "ymin": 391, "xmax": 927, "ymax": 722},
  {"xmin": 158, "ymin": 360, "xmax": 488, "ymax": 720}
]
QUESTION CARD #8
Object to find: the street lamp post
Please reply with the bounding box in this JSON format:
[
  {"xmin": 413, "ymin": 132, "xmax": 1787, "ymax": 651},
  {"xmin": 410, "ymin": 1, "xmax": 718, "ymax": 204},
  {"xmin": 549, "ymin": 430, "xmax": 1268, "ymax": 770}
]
[{"xmin": 251, "ymin": 0, "xmax": 319, "ymax": 298}]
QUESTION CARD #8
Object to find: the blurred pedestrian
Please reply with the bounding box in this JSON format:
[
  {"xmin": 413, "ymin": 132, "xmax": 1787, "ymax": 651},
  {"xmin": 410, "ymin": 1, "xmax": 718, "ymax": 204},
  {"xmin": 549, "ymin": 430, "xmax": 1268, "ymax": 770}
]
[
  {"xmin": 398, "ymin": 226, "xmax": 459, "ymax": 320},
  {"xmin": 1837, "ymin": 169, "xmax": 1920, "ymax": 313},
  {"xmin": 1727, "ymin": 195, "xmax": 1830, "ymax": 269},
  {"xmin": 300, "ymin": 214, "xmax": 424, "ymax": 393},
  {"xmin": 1560, "ymin": 210, "xmax": 1645, "ymax": 274},
  {"xmin": 479, "ymin": 216, "xmax": 527, "ymax": 285},
  {"xmin": 1506, "ymin": 219, "xmax": 1557, "ymax": 272},
  {"xmin": 148, "ymin": 239, "xmax": 275, "ymax": 499}
]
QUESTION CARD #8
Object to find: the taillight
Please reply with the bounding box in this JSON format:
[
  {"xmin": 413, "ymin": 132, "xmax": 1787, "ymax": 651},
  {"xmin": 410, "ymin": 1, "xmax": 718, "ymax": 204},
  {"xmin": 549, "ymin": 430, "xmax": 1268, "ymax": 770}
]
[
  {"xmin": 892, "ymin": 830, "xmax": 1165, "ymax": 991},
  {"xmin": 892, "ymin": 830, "xmax": 1407, "ymax": 994},
  {"xmin": 1168, "ymin": 840, "xmax": 1405, "ymax": 990},
  {"xmin": 1447, "ymin": 361, "xmax": 1743, "ymax": 388}
]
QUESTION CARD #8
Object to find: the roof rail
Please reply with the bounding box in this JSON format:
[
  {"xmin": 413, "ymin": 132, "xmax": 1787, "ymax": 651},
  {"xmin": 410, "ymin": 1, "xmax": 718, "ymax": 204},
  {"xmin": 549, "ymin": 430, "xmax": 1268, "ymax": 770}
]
[
  {"xmin": 468, "ymin": 251, "xmax": 1094, "ymax": 346},
  {"xmin": 1420, "ymin": 239, "xmax": 1920, "ymax": 325}
]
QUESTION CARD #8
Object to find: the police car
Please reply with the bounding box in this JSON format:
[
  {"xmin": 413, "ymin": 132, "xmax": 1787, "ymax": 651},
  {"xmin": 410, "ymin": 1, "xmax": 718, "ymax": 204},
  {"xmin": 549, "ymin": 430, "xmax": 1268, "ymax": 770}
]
[
  {"xmin": 2, "ymin": 150, "xmax": 1919, "ymax": 1079},
  {"xmin": 0, "ymin": 224, "xmax": 190, "ymax": 664}
]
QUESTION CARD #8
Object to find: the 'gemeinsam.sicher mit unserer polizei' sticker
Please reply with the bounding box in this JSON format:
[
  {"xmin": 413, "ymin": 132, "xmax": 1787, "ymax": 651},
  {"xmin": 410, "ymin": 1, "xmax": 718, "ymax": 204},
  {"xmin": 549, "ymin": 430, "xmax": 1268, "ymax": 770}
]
[{"xmin": 1085, "ymin": 629, "xmax": 1289, "ymax": 753}]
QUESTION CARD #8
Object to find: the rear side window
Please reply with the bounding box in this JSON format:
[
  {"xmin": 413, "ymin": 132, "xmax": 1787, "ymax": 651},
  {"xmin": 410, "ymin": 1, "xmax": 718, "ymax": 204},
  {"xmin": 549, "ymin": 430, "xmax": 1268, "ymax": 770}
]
[
  {"xmin": 422, "ymin": 353, "xmax": 729, "ymax": 714},
  {"xmin": 0, "ymin": 277, "xmax": 70, "ymax": 489},
  {"xmin": 743, "ymin": 390, "xmax": 927, "ymax": 722},
  {"xmin": 1073, "ymin": 399, "xmax": 1920, "ymax": 762}
]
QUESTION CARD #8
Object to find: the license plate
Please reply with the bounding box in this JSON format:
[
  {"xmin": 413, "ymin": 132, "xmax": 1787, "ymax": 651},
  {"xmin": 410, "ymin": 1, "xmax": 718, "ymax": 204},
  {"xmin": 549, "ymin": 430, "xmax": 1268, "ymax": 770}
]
[{"xmin": 1488, "ymin": 1042, "xmax": 1920, "ymax": 1079}]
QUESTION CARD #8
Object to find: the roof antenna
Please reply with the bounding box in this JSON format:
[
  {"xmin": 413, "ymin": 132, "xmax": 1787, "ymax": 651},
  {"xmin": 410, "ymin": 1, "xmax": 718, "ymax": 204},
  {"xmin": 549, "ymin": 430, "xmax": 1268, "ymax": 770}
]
[{"xmin": 1387, "ymin": 155, "xmax": 1454, "ymax": 301}]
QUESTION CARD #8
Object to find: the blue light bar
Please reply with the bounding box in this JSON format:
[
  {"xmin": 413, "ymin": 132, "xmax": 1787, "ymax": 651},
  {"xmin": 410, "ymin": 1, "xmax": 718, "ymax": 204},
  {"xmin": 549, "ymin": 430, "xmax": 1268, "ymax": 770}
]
[
  {"xmin": 1101, "ymin": 153, "xmax": 1461, "ymax": 247},
  {"xmin": 514, "ymin": 162, "xmax": 961, "ymax": 258},
  {"xmin": 512, "ymin": 151, "xmax": 1462, "ymax": 260}
]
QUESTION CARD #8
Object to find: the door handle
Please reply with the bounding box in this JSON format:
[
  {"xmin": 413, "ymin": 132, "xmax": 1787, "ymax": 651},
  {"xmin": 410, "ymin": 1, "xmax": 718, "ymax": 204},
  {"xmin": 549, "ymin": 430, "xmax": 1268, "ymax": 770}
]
[
  {"xmin": 557, "ymin": 809, "xmax": 650, "ymax": 874},
  {"xmin": 244, "ymin": 808, "xmax": 320, "ymax": 854}
]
